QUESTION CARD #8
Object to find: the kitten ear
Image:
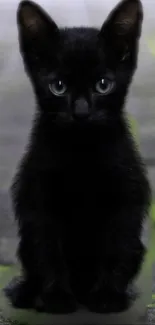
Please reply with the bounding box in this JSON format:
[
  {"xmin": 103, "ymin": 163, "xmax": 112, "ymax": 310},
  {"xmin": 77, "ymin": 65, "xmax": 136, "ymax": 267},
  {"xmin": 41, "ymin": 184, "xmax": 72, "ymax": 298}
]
[
  {"xmin": 99, "ymin": 0, "xmax": 143, "ymax": 60},
  {"xmin": 17, "ymin": 0, "xmax": 59, "ymax": 48}
]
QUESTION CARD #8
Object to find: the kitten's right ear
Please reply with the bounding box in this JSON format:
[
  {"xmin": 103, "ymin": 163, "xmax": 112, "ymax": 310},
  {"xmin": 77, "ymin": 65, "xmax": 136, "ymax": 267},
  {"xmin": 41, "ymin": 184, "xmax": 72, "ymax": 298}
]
[{"xmin": 17, "ymin": 0, "xmax": 59, "ymax": 53}]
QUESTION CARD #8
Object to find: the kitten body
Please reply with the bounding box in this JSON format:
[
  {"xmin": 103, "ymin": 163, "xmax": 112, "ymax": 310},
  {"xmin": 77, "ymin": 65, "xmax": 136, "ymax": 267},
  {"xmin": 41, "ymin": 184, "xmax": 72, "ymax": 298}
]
[{"xmin": 4, "ymin": 0, "xmax": 151, "ymax": 314}]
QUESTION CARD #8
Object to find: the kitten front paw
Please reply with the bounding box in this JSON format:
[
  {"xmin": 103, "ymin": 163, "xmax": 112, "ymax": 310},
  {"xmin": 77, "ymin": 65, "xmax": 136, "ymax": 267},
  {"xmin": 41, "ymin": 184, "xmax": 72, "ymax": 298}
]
[
  {"xmin": 4, "ymin": 276, "xmax": 36, "ymax": 309},
  {"xmin": 35, "ymin": 284, "xmax": 77, "ymax": 314},
  {"xmin": 85, "ymin": 288, "xmax": 135, "ymax": 314}
]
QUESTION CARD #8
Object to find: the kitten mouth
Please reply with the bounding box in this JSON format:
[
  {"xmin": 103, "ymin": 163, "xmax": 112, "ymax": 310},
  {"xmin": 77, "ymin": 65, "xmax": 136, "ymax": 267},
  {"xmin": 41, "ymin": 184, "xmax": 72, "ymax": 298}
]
[
  {"xmin": 73, "ymin": 117, "xmax": 91, "ymax": 124},
  {"xmin": 51, "ymin": 113, "xmax": 91, "ymax": 124},
  {"xmin": 72, "ymin": 113, "xmax": 91, "ymax": 122},
  {"xmin": 49, "ymin": 112, "xmax": 106, "ymax": 127}
]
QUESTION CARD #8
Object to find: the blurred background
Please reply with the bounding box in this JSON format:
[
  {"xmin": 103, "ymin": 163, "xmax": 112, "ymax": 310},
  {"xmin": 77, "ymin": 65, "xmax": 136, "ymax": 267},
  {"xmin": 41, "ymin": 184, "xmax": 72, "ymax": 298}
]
[{"xmin": 0, "ymin": 0, "xmax": 155, "ymax": 264}]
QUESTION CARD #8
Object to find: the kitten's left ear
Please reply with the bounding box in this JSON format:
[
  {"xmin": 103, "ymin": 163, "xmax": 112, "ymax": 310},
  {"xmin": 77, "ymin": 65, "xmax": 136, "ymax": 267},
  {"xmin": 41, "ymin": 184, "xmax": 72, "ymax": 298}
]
[{"xmin": 99, "ymin": 0, "xmax": 143, "ymax": 60}]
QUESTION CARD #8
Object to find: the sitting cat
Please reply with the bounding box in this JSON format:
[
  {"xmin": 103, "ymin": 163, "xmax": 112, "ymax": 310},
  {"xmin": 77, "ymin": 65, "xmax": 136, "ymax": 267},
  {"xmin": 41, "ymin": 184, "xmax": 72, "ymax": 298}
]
[{"xmin": 4, "ymin": 0, "xmax": 151, "ymax": 314}]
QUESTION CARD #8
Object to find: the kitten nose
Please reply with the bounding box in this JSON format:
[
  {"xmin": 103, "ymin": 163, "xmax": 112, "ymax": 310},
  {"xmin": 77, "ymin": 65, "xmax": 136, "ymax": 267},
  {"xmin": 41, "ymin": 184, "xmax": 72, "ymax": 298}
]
[{"xmin": 73, "ymin": 98, "xmax": 90, "ymax": 120}]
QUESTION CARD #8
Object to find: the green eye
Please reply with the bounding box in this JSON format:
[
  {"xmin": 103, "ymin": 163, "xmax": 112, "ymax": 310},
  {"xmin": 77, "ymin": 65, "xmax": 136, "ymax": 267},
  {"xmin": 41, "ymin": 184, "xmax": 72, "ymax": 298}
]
[
  {"xmin": 96, "ymin": 78, "xmax": 114, "ymax": 95},
  {"xmin": 49, "ymin": 80, "xmax": 67, "ymax": 96}
]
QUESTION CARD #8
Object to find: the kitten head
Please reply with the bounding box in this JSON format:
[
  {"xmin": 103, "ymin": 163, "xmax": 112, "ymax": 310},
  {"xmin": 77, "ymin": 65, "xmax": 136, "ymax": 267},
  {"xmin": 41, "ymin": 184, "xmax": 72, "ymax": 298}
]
[{"xmin": 17, "ymin": 0, "xmax": 143, "ymax": 126}]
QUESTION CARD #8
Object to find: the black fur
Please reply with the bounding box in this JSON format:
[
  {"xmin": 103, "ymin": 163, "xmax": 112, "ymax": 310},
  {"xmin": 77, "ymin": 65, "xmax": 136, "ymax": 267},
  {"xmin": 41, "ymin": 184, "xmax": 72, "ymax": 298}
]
[{"xmin": 4, "ymin": 0, "xmax": 151, "ymax": 314}]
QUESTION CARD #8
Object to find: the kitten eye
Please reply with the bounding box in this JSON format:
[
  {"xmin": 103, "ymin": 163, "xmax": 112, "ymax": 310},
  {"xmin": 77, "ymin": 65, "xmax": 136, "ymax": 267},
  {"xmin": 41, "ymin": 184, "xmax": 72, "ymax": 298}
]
[
  {"xmin": 49, "ymin": 80, "xmax": 67, "ymax": 96},
  {"xmin": 95, "ymin": 78, "xmax": 114, "ymax": 95}
]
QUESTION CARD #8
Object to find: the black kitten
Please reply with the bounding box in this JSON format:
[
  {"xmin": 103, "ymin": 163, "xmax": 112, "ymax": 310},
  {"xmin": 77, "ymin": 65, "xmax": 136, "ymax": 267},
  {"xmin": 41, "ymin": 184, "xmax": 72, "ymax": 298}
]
[{"xmin": 4, "ymin": 0, "xmax": 151, "ymax": 314}]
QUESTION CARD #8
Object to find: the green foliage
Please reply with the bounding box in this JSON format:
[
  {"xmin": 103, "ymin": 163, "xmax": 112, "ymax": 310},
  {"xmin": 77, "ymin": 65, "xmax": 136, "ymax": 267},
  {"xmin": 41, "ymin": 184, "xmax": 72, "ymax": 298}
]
[
  {"xmin": 147, "ymin": 36, "xmax": 155, "ymax": 56},
  {"xmin": 150, "ymin": 204, "xmax": 155, "ymax": 223},
  {"xmin": 128, "ymin": 115, "xmax": 155, "ymax": 223},
  {"xmin": 128, "ymin": 114, "xmax": 139, "ymax": 143}
]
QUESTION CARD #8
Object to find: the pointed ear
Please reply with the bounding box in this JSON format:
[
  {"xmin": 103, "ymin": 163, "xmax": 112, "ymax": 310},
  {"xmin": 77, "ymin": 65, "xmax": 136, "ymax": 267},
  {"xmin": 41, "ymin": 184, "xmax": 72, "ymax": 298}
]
[
  {"xmin": 17, "ymin": 0, "xmax": 59, "ymax": 56},
  {"xmin": 99, "ymin": 0, "xmax": 143, "ymax": 60}
]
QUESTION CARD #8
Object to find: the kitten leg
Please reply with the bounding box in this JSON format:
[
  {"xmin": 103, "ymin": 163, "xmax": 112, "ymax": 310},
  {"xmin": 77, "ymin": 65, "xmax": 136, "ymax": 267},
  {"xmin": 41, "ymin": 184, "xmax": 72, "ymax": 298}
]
[
  {"xmin": 4, "ymin": 230, "xmax": 40, "ymax": 309},
  {"xmin": 35, "ymin": 278, "xmax": 77, "ymax": 314},
  {"xmin": 86, "ymin": 240, "xmax": 144, "ymax": 313},
  {"xmin": 4, "ymin": 275, "xmax": 38, "ymax": 309},
  {"xmin": 85, "ymin": 272, "xmax": 139, "ymax": 313},
  {"xmin": 85, "ymin": 209, "xmax": 146, "ymax": 313},
  {"xmin": 4, "ymin": 217, "xmax": 77, "ymax": 313},
  {"xmin": 32, "ymin": 219, "xmax": 77, "ymax": 314}
]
